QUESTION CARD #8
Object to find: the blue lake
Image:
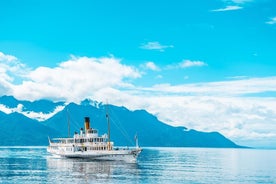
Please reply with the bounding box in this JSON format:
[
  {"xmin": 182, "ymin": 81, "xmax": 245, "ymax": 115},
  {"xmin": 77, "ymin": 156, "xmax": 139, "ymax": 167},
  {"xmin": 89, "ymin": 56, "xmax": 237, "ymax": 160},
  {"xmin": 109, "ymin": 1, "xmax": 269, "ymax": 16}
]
[{"xmin": 0, "ymin": 147, "xmax": 275, "ymax": 183}]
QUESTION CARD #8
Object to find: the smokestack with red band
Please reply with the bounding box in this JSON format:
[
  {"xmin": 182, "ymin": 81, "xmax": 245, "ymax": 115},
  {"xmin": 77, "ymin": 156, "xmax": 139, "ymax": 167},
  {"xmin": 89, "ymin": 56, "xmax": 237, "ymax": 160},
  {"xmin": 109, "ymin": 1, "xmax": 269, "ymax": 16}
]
[{"xmin": 84, "ymin": 117, "xmax": 90, "ymax": 132}]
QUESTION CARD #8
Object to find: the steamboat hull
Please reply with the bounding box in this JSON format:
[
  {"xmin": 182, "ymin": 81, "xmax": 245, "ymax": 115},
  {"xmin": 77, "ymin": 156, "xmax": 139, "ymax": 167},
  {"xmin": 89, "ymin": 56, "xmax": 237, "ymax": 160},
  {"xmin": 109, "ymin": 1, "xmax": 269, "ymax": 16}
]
[{"xmin": 47, "ymin": 147, "xmax": 142, "ymax": 163}]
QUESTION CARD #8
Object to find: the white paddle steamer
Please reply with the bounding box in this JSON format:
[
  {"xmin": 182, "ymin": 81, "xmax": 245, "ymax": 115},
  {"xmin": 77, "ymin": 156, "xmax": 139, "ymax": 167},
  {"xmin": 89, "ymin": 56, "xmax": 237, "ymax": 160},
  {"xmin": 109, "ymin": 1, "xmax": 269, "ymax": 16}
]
[{"xmin": 47, "ymin": 115, "xmax": 142, "ymax": 163}]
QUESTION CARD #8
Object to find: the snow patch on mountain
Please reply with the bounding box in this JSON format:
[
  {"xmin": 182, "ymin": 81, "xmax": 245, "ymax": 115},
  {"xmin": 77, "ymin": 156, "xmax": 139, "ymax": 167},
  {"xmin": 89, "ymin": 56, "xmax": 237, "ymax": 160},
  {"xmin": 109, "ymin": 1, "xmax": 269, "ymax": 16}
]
[
  {"xmin": 0, "ymin": 103, "xmax": 65, "ymax": 121},
  {"xmin": 80, "ymin": 99, "xmax": 103, "ymax": 108}
]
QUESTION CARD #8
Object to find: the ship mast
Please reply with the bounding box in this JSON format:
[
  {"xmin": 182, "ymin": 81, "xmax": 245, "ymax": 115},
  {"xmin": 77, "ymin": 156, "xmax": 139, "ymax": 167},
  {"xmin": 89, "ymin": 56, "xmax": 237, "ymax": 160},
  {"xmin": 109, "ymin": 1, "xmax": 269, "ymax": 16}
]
[
  {"xmin": 105, "ymin": 103, "xmax": 111, "ymax": 151},
  {"xmin": 67, "ymin": 108, "xmax": 70, "ymax": 138}
]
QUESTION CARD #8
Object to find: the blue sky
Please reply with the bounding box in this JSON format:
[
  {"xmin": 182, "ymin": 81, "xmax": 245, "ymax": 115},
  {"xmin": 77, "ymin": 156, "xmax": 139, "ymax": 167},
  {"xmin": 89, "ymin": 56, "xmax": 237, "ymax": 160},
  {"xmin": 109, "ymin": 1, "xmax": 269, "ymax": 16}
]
[{"xmin": 1, "ymin": 0, "xmax": 276, "ymax": 148}]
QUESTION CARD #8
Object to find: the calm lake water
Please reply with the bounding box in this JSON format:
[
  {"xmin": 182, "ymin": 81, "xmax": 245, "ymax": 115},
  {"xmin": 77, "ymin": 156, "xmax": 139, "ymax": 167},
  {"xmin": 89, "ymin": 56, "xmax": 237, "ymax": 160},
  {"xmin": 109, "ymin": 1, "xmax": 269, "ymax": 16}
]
[{"xmin": 0, "ymin": 147, "xmax": 275, "ymax": 184}]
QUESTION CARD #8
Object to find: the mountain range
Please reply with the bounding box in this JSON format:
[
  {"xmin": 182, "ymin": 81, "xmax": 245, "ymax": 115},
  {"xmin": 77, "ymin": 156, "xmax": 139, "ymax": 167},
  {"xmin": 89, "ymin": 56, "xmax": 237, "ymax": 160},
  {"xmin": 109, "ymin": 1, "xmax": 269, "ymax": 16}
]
[{"xmin": 0, "ymin": 96, "xmax": 243, "ymax": 147}]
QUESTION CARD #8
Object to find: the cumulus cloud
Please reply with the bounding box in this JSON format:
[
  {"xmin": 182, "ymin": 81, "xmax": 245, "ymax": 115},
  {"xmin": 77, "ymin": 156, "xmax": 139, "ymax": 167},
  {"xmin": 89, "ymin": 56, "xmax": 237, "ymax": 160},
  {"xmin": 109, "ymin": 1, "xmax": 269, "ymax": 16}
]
[
  {"xmin": 266, "ymin": 17, "xmax": 276, "ymax": 25},
  {"xmin": 142, "ymin": 61, "xmax": 160, "ymax": 71},
  {"xmin": 212, "ymin": 5, "xmax": 243, "ymax": 12},
  {"xmin": 0, "ymin": 52, "xmax": 29, "ymax": 95},
  {"xmin": 140, "ymin": 41, "xmax": 174, "ymax": 52},
  {"xmin": 0, "ymin": 52, "xmax": 17, "ymax": 61},
  {"xmin": 0, "ymin": 54, "xmax": 141, "ymax": 102},
  {"xmin": 0, "ymin": 52, "xmax": 27, "ymax": 75}
]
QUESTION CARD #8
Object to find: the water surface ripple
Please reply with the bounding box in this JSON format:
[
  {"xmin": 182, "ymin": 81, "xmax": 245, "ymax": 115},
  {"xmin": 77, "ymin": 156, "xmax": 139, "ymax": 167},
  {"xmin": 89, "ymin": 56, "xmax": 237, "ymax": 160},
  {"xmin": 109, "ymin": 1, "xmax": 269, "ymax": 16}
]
[{"xmin": 0, "ymin": 147, "xmax": 275, "ymax": 183}]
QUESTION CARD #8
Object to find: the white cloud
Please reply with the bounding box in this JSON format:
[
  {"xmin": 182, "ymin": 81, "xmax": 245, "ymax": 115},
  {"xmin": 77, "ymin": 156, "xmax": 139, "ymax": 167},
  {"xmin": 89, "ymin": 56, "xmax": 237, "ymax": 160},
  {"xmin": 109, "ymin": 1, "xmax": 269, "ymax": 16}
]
[
  {"xmin": 213, "ymin": 0, "xmax": 253, "ymax": 12},
  {"xmin": 144, "ymin": 96, "xmax": 276, "ymax": 138},
  {"xmin": 231, "ymin": 0, "xmax": 252, "ymax": 4},
  {"xmin": 140, "ymin": 41, "xmax": 174, "ymax": 52},
  {"xmin": 227, "ymin": 76, "xmax": 248, "ymax": 79},
  {"xmin": 179, "ymin": 60, "xmax": 207, "ymax": 68},
  {"xmin": 165, "ymin": 59, "xmax": 207, "ymax": 70},
  {"xmin": 101, "ymin": 90, "xmax": 276, "ymax": 147},
  {"xmin": 266, "ymin": 17, "xmax": 276, "ymax": 25},
  {"xmin": 10, "ymin": 55, "xmax": 141, "ymax": 102},
  {"xmin": 0, "ymin": 52, "xmax": 27, "ymax": 74},
  {"xmin": 107, "ymin": 93, "xmax": 276, "ymax": 148},
  {"xmin": 1, "ymin": 51, "xmax": 276, "ymax": 147},
  {"xmin": 0, "ymin": 104, "xmax": 13, "ymax": 114},
  {"xmin": 212, "ymin": 5, "xmax": 243, "ymax": 12},
  {"xmin": 112, "ymin": 77, "xmax": 276, "ymax": 147},
  {"xmin": 143, "ymin": 77, "xmax": 276, "ymax": 96},
  {"xmin": 142, "ymin": 61, "xmax": 160, "ymax": 71},
  {"xmin": 222, "ymin": 0, "xmax": 253, "ymax": 4},
  {"xmin": 156, "ymin": 75, "xmax": 163, "ymax": 79},
  {"xmin": 0, "ymin": 52, "xmax": 29, "ymax": 95},
  {"xmin": 0, "ymin": 52, "xmax": 17, "ymax": 62},
  {"xmin": 184, "ymin": 76, "xmax": 189, "ymax": 80}
]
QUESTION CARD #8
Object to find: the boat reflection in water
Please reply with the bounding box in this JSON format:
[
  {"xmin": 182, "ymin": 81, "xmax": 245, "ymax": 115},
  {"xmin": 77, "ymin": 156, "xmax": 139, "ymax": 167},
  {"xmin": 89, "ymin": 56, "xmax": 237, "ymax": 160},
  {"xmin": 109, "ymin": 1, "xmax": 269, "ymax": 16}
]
[{"xmin": 46, "ymin": 156, "xmax": 141, "ymax": 183}]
